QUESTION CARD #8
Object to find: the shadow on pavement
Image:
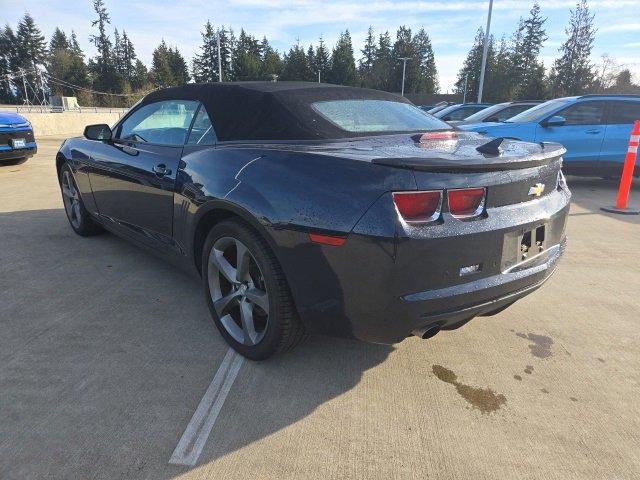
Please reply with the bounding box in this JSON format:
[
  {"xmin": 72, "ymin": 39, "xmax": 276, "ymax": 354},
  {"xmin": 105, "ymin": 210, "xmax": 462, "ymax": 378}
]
[{"xmin": 0, "ymin": 208, "xmax": 392, "ymax": 479}]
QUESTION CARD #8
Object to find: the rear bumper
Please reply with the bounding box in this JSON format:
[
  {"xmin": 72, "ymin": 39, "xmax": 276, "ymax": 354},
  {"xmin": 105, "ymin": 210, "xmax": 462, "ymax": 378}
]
[{"xmin": 0, "ymin": 143, "xmax": 37, "ymax": 162}]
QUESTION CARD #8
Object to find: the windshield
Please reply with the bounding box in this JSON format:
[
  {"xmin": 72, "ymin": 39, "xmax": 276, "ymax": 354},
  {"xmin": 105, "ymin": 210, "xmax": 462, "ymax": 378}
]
[
  {"xmin": 463, "ymin": 103, "xmax": 509, "ymax": 123},
  {"xmin": 312, "ymin": 100, "xmax": 451, "ymax": 134},
  {"xmin": 506, "ymin": 98, "xmax": 571, "ymax": 123},
  {"xmin": 433, "ymin": 104, "xmax": 462, "ymax": 118}
]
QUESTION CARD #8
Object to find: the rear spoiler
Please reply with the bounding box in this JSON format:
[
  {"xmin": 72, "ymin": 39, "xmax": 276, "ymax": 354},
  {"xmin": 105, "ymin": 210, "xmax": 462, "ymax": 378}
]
[{"xmin": 371, "ymin": 142, "xmax": 566, "ymax": 173}]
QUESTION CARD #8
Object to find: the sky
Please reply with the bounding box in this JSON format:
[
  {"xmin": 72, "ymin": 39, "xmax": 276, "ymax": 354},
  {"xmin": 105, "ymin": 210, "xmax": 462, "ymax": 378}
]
[{"xmin": 3, "ymin": 0, "xmax": 640, "ymax": 92}]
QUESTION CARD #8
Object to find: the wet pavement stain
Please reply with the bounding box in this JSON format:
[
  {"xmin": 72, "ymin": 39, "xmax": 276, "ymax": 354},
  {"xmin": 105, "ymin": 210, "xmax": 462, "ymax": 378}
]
[
  {"xmin": 524, "ymin": 365, "xmax": 534, "ymax": 374},
  {"xmin": 541, "ymin": 388, "xmax": 549, "ymax": 394},
  {"xmin": 569, "ymin": 397, "xmax": 578, "ymax": 402},
  {"xmin": 597, "ymin": 357, "xmax": 605, "ymax": 363},
  {"xmin": 516, "ymin": 332, "xmax": 553, "ymax": 358},
  {"xmin": 432, "ymin": 365, "xmax": 506, "ymax": 414},
  {"xmin": 514, "ymin": 375, "xmax": 523, "ymax": 381}
]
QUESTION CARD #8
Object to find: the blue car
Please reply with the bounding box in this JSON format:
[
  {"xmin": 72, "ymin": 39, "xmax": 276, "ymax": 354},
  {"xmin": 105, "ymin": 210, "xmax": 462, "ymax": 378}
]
[
  {"xmin": 0, "ymin": 111, "xmax": 37, "ymax": 164},
  {"xmin": 459, "ymin": 94, "xmax": 640, "ymax": 176},
  {"xmin": 433, "ymin": 103, "xmax": 492, "ymax": 122}
]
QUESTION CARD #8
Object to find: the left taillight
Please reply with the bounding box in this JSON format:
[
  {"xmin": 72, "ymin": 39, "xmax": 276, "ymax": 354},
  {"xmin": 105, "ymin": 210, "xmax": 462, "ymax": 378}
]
[
  {"xmin": 392, "ymin": 190, "xmax": 442, "ymax": 224},
  {"xmin": 447, "ymin": 187, "xmax": 486, "ymax": 219}
]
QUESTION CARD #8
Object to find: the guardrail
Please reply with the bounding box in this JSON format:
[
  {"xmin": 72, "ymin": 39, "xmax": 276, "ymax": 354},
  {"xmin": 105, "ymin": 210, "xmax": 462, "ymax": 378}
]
[{"xmin": 0, "ymin": 105, "xmax": 129, "ymax": 114}]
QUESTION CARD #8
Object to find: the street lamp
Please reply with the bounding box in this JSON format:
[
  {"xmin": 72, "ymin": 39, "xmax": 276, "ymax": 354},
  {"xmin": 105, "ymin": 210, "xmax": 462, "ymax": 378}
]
[
  {"xmin": 398, "ymin": 57, "xmax": 411, "ymax": 97},
  {"xmin": 477, "ymin": 0, "xmax": 494, "ymax": 103}
]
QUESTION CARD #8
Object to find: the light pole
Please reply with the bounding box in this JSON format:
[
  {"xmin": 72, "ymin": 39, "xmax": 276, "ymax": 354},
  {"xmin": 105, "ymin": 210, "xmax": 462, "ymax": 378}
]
[
  {"xmin": 462, "ymin": 73, "xmax": 468, "ymax": 103},
  {"xmin": 217, "ymin": 29, "xmax": 222, "ymax": 82},
  {"xmin": 398, "ymin": 57, "xmax": 411, "ymax": 97},
  {"xmin": 477, "ymin": 0, "xmax": 494, "ymax": 103}
]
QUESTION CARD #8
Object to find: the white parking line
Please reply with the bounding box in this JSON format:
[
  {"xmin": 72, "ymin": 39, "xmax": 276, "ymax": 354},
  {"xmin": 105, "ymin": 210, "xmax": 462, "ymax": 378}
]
[{"xmin": 169, "ymin": 348, "xmax": 245, "ymax": 466}]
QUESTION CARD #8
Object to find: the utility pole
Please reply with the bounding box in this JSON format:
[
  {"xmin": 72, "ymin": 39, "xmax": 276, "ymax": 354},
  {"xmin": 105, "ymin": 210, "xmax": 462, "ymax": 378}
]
[
  {"xmin": 38, "ymin": 68, "xmax": 47, "ymax": 105},
  {"xmin": 318, "ymin": 70, "xmax": 321, "ymax": 83},
  {"xmin": 477, "ymin": 0, "xmax": 494, "ymax": 103},
  {"xmin": 463, "ymin": 73, "xmax": 468, "ymax": 103},
  {"xmin": 398, "ymin": 57, "xmax": 411, "ymax": 97},
  {"xmin": 20, "ymin": 69, "xmax": 29, "ymax": 105},
  {"xmin": 217, "ymin": 29, "xmax": 222, "ymax": 82}
]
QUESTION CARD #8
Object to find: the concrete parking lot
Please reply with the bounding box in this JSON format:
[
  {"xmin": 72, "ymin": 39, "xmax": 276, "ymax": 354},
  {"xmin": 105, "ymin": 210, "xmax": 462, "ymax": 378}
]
[{"xmin": 1, "ymin": 137, "xmax": 640, "ymax": 480}]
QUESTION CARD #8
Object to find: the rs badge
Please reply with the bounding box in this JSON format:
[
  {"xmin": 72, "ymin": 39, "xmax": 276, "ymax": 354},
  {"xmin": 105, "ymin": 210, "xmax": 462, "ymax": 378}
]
[{"xmin": 528, "ymin": 183, "xmax": 545, "ymax": 197}]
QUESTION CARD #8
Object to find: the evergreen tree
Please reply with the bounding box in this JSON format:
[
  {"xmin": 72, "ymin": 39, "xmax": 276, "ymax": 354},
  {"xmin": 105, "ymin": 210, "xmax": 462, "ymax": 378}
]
[
  {"xmin": 358, "ymin": 26, "xmax": 377, "ymax": 88},
  {"xmin": 192, "ymin": 21, "xmax": 219, "ymax": 82},
  {"xmin": 548, "ymin": 0, "xmax": 596, "ymax": 96},
  {"xmin": 168, "ymin": 46, "xmax": 190, "ymax": 84},
  {"xmin": 314, "ymin": 36, "xmax": 330, "ymax": 83},
  {"xmin": 280, "ymin": 42, "xmax": 310, "ymax": 81},
  {"xmin": 512, "ymin": 3, "xmax": 547, "ymax": 99},
  {"xmin": 89, "ymin": 0, "xmax": 124, "ymax": 102},
  {"xmin": 120, "ymin": 31, "xmax": 137, "ymax": 83},
  {"xmin": 391, "ymin": 26, "xmax": 416, "ymax": 93},
  {"xmin": 454, "ymin": 28, "xmax": 496, "ymax": 101},
  {"xmin": 151, "ymin": 40, "xmax": 189, "ymax": 86},
  {"xmin": 131, "ymin": 59, "xmax": 149, "ymax": 90},
  {"xmin": 233, "ymin": 29, "xmax": 262, "ymax": 80},
  {"xmin": 327, "ymin": 30, "xmax": 356, "ymax": 86},
  {"xmin": 306, "ymin": 44, "xmax": 316, "ymax": 81},
  {"xmin": 15, "ymin": 13, "xmax": 47, "ymax": 103},
  {"xmin": 489, "ymin": 36, "xmax": 513, "ymax": 102},
  {"xmin": 260, "ymin": 37, "xmax": 282, "ymax": 80},
  {"xmin": 412, "ymin": 27, "xmax": 438, "ymax": 93},
  {"xmin": 49, "ymin": 27, "xmax": 69, "ymax": 52},
  {"xmin": 70, "ymin": 31, "xmax": 83, "ymax": 58},
  {"xmin": 372, "ymin": 31, "xmax": 393, "ymax": 91},
  {"xmin": 0, "ymin": 26, "xmax": 18, "ymax": 102}
]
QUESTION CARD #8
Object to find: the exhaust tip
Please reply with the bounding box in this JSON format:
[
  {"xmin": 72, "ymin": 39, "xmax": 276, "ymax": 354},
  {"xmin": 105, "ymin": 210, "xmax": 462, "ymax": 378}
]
[{"xmin": 411, "ymin": 325, "xmax": 441, "ymax": 340}]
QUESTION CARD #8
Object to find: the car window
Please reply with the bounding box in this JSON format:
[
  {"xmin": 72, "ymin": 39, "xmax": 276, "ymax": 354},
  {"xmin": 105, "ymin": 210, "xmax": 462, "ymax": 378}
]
[
  {"xmin": 118, "ymin": 100, "xmax": 199, "ymax": 145},
  {"xmin": 556, "ymin": 101, "xmax": 605, "ymax": 125},
  {"xmin": 607, "ymin": 101, "xmax": 640, "ymax": 125},
  {"xmin": 496, "ymin": 104, "xmax": 534, "ymax": 121},
  {"xmin": 506, "ymin": 98, "xmax": 571, "ymax": 123},
  {"xmin": 445, "ymin": 107, "xmax": 478, "ymax": 121},
  {"xmin": 311, "ymin": 100, "xmax": 451, "ymax": 133},
  {"xmin": 186, "ymin": 105, "xmax": 216, "ymax": 145},
  {"xmin": 463, "ymin": 103, "xmax": 508, "ymax": 123}
]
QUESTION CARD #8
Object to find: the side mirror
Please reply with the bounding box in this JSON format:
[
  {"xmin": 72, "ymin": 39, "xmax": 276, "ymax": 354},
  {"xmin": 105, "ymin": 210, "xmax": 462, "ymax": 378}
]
[
  {"xmin": 542, "ymin": 115, "xmax": 566, "ymax": 127},
  {"xmin": 84, "ymin": 124, "xmax": 112, "ymax": 141}
]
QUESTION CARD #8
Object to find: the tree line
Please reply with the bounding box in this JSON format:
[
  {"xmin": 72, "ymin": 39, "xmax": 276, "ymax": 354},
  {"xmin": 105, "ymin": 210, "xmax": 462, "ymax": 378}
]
[
  {"xmin": 0, "ymin": 0, "xmax": 638, "ymax": 107},
  {"xmin": 455, "ymin": 0, "xmax": 639, "ymax": 102}
]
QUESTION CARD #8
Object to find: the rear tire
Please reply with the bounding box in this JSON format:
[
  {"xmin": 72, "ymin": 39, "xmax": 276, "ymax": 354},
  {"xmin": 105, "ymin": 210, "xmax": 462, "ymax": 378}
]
[
  {"xmin": 59, "ymin": 163, "xmax": 104, "ymax": 237},
  {"xmin": 202, "ymin": 219, "xmax": 306, "ymax": 360}
]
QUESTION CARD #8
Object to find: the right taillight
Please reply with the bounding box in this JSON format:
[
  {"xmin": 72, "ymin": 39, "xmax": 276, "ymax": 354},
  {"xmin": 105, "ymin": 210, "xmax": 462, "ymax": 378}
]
[
  {"xmin": 392, "ymin": 190, "xmax": 442, "ymax": 224},
  {"xmin": 447, "ymin": 187, "xmax": 486, "ymax": 219}
]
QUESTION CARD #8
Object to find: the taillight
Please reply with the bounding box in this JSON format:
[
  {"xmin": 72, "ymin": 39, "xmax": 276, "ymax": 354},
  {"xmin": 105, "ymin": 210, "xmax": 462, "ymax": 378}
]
[
  {"xmin": 392, "ymin": 190, "xmax": 442, "ymax": 224},
  {"xmin": 447, "ymin": 188, "xmax": 486, "ymax": 219}
]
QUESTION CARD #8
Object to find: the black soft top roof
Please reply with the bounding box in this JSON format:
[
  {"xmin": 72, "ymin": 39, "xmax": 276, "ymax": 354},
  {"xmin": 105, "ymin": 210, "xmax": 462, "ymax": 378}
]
[{"xmin": 141, "ymin": 82, "xmax": 412, "ymax": 141}]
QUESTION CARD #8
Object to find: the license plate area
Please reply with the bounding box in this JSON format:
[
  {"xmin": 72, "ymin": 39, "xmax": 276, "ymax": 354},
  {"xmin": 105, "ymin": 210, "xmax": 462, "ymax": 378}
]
[
  {"xmin": 11, "ymin": 138, "xmax": 26, "ymax": 149},
  {"xmin": 501, "ymin": 224, "xmax": 547, "ymax": 271}
]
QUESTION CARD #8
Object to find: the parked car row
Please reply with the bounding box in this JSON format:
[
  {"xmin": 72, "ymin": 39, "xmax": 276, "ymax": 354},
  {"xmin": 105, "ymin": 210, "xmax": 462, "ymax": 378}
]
[{"xmin": 420, "ymin": 94, "xmax": 640, "ymax": 177}]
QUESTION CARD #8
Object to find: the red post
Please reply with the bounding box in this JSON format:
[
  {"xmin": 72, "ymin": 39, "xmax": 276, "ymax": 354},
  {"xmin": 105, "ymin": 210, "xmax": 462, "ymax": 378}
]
[{"xmin": 602, "ymin": 120, "xmax": 640, "ymax": 215}]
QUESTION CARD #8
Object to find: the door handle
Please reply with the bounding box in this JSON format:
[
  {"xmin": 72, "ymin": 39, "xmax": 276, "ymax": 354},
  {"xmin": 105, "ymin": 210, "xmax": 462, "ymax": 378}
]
[
  {"xmin": 152, "ymin": 164, "xmax": 172, "ymax": 176},
  {"xmin": 585, "ymin": 129, "xmax": 601, "ymax": 134}
]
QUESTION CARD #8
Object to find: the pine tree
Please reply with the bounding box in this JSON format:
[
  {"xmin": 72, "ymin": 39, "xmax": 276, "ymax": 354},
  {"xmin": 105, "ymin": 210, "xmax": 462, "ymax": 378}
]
[
  {"xmin": 151, "ymin": 40, "xmax": 173, "ymax": 87},
  {"xmin": 512, "ymin": 3, "xmax": 547, "ymax": 99},
  {"xmin": 131, "ymin": 59, "xmax": 149, "ymax": 90},
  {"xmin": 233, "ymin": 29, "xmax": 262, "ymax": 80},
  {"xmin": 358, "ymin": 26, "xmax": 377, "ymax": 88},
  {"xmin": 192, "ymin": 21, "xmax": 219, "ymax": 82},
  {"xmin": 548, "ymin": 0, "xmax": 596, "ymax": 96},
  {"xmin": 327, "ymin": 30, "xmax": 356, "ymax": 86},
  {"xmin": 413, "ymin": 27, "xmax": 438, "ymax": 93},
  {"xmin": 260, "ymin": 37, "xmax": 282, "ymax": 80},
  {"xmin": 49, "ymin": 28, "xmax": 69, "ymax": 52},
  {"xmin": 280, "ymin": 42, "xmax": 310, "ymax": 81},
  {"xmin": 168, "ymin": 46, "xmax": 190, "ymax": 84},
  {"xmin": 372, "ymin": 31, "xmax": 393, "ymax": 91},
  {"xmin": 89, "ymin": 0, "xmax": 124, "ymax": 102},
  {"xmin": 15, "ymin": 13, "xmax": 47, "ymax": 103},
  {"xmin": 489, "ymin": 36, "xmax": 513, "ymax": 102},
  {"xmin": 0, "ymin": 26, "xmax": 18, "ymax": 102},
  {"xmin": 454, "ymin": 28, "xmax": 495, "ymax": 101},
  {"xmin": 391, "ymin": 26, "xmax": 416, "ymax": 93},
  {"xmin": 314, "ymin": 36, "xmax": 330, "ymax": 83},
  {"xmin": 121, "ymin": 31, "xmax": 137, "ymax": 83}
]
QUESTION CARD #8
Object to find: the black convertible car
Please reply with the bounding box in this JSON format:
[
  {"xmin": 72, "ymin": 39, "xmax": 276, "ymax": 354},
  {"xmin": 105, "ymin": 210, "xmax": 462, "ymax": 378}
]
[{"xmin": 57, "ymin": 82, "xmax": 570, "ymax": 359}]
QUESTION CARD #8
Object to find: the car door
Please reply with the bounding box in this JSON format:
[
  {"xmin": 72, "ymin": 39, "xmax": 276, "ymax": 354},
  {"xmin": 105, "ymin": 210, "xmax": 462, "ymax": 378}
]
[
  {"xmin": 88, "ymin": 99, "xmax": 199, "ymax": 249},
  {"xmin": 600, "ymin": 100, "xmax": 640, "ymax": 168},
  {"xmin": 535, "ymin": 100, "xmax": 606, "ymax": 166}
]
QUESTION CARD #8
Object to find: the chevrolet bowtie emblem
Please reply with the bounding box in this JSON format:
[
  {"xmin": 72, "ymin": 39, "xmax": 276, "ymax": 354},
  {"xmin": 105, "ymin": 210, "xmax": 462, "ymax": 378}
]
[{"xmin": 528, "ymin": 183, "xmax": 545, "ymax": 197}]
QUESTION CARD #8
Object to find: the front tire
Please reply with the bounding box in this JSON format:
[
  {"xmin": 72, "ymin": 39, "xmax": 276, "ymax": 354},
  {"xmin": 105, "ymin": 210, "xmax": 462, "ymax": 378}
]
[
  {"xmin": 202, "ymin": 219, "xmax": 306, "ymax": 360},
  {"xmin": 59, "ymin": 163, "xmax": 103, "ymax": 237}
]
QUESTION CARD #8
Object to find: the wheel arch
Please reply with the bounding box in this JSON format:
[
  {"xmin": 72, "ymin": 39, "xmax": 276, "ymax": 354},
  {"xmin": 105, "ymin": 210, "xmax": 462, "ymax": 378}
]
[{"xmin": 190, "ymin": 200, "xmax": 281, "ymax": 277}]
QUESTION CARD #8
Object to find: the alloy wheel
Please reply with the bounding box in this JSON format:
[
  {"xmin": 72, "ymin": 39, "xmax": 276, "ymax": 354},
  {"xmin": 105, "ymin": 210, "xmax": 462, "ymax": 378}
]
[
  {"xmin": 61, "ymin": 170, "xmax": 82, "ymax": 229},
  {"xmin": 207, "ymin": 236, "xmax": 270, "ymax": 346}
]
